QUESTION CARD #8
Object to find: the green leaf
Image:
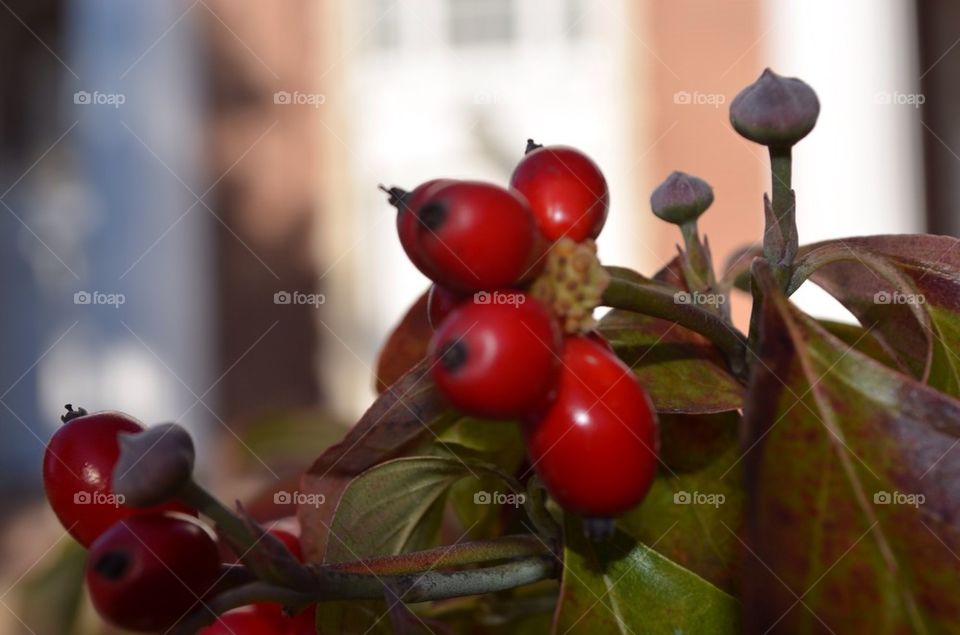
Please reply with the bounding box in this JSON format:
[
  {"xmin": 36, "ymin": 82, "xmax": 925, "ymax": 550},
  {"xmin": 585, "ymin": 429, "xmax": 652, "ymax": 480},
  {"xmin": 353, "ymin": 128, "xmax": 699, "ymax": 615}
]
[
  {"xmin": 742, "ymin": 262, "xmax": 960, "ymax": 632},
  {"xmin": 554, "ymin": 515, "xmax": 739, "ymax": 634},
  {"xmin": 620, "ymin": 413, "xmax": 744, "ymax": 593},
  {"xmin": 599, "ymin": 309, "xmax": 744, "ymax": 414},
  {"xmin": 325, "ymin": 456, "xmax": 500, "ymax": 562},
  {"xmin": 326, "ymin": 456, "xmax": 523, "ymax": 562},
  {"xmin": 817, "ymin": 319, "xmax": 899, "ymax": 368},
  {"xmin": 435, "ymin": 417, "xmax": 526, "ymax": 472},
  {"xmin": 315, "ymin": 600, "xmax": 393, "ymax": 635},
  {"xmin": 422, "ymin": 586, "xmax": 558, "ymax": 634}
]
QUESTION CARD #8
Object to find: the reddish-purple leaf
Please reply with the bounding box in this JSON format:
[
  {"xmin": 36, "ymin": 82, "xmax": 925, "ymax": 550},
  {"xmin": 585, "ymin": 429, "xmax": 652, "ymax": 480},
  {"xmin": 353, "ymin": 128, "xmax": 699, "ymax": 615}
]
[
  {"xmin": 375, "ymin": 288, "xmax": 433, "ymax": 393},
  {"xmin": 742, "ymin": 262, "xmax": 960, "ymax": 633}
]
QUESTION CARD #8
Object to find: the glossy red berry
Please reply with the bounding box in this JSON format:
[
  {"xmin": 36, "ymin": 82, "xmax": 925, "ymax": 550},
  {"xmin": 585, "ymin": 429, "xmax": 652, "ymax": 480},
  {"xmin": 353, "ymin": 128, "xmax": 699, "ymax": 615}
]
[
  {"xmin": 413, "ymin": 181, "xmax": 539, "ymax": 293},
  {"xmin": 429, "ymin": 292, "xmax": 562, "ymax": 419},
  {"xmin": 510, "ymin": 143, "xmax": 609, "ymax": 242},
  {"xmin": 426, "ymin": 284, "xmax": 467, "ymax": 330},
  {"xmin": 200, "ymin": 607, "xmax": 285, "ymax": 634},
  {"xmin": 42, "ymin": 405, "xmax": 194, "ymax": 547},
  {"xmin": 525, "ymin": 336, "xmax": 658, "ymax": 517},
  {"xmin": 86, "ymin": 512, "xmax": 221, "ymax": 632},
  {"xmin": 585, "ymin": 329, "xmax": 614, "ymax": 352},
  {"xmin": 385, "ymin": 179, "xmax": 454, "ymax": 278}
]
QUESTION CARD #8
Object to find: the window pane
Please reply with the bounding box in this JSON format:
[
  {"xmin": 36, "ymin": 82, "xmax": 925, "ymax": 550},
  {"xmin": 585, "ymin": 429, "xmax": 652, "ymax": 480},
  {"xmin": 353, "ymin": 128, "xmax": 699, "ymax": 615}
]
[
  {"xmin": 370, "ymin": 0, "xmax": 400, "ymax": 50},
  {"xmin": 449, "ymin": 0, "xmax": 513, "ymax": 46}
]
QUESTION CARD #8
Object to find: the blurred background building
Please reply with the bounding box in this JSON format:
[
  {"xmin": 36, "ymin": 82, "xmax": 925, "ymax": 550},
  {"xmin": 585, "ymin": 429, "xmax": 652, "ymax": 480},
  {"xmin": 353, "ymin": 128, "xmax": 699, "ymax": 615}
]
[{"xmin": 0, "ymin": 0, "xmax": 955, "ymax": 632}]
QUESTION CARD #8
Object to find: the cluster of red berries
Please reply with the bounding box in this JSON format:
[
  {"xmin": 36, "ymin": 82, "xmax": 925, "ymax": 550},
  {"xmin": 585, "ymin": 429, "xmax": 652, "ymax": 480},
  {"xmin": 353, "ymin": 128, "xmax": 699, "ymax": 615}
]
[
  {"xmin": 386, "ymin": 141, "xmax": 659, "ymax": 518},
  {"xmin": 42, "ymin": 406, "xmax": 313, "ymax": 633}
]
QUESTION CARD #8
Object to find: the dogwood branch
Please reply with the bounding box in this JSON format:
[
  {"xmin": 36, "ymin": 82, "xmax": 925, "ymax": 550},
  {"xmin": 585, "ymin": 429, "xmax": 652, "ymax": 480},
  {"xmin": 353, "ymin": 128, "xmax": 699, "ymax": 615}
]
[
  {"xmin": 602, "ymin": 273, "xmax": 749, "ymax": 379},
  {"xmin": 171, "ymin": 555, "xmax": 556, "ymax": 634}
]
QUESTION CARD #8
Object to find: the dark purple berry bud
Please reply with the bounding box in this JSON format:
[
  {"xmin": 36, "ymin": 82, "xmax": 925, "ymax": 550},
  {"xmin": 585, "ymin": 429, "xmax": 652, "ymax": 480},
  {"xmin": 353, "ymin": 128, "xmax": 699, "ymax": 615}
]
[
  {"xmin": 729, "ymin": 68, "xmax": 820, "ymax": 147},
  {"xmin": 650, "ymin": 171, "xmax": 714, "ymax": 225}
]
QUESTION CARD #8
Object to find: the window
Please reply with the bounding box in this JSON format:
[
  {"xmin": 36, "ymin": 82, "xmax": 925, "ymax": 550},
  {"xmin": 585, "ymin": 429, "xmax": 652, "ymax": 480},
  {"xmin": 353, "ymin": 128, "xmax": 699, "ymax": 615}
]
[
  {"xmin": 448, "ymin": 0, "xmax": 514, "ymax": 47},
  {"xmin": 370, "ymin": 0, "xmax": 400, "ymax": 49},
  {"xmin": 565, "ymin": 0, "xmax": 587, "ymax": 40}
]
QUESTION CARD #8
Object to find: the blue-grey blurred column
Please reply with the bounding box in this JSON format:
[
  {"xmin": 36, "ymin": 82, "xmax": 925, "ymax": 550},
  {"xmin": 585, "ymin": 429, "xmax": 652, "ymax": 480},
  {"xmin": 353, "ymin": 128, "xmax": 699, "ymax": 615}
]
[{"xmin": 5, "ymin": 1, "xmax": 214, "ymax": 491}]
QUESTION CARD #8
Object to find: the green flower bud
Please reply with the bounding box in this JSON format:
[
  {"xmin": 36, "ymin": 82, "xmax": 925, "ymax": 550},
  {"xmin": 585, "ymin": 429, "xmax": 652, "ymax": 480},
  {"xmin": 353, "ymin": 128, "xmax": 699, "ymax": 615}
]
[
  {"xmin": 650, "ymin": 171, "xmax": 714, "ymax": 225},
  {"xmin": 113, "ymin": 423, "xmax": 195, "ymax": 508},
  {"xmin": 729, "ymin": 68, "xmax": 820, "ymax": 147}
]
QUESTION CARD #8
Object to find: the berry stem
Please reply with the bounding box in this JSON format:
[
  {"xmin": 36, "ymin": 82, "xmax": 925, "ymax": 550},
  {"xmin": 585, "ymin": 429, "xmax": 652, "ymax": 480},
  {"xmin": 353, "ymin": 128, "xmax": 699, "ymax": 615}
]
[
  {"xmin": 678, "ymin": 221, "xmax": 723, "ymax": 304},
  {"xmin": 679, "ymin": 222, "xmax": 709, "ymax": 289},
  {"xmin": 176, "ymin": 480, "xmax": 306, "ymax": 587},
  {"xmin": 60, "ymin": 403, "xmax": 88, "ymax": 423},
  {"xmin": 172, "ymin": 554, "xmax": 556, "ymax": 634},
  {"xmin": 307, "ymin": 555, "xmax": 557, "ymax": 601},
  {"xmin": 524, "ymin": 476, "xmax": 562, "ymax": 542},
  {"xmin": 178, "ymin": 480, "xmax": 254, "ymax": 551},
  {"xmin": 602, "ymin": 272, "xmax": 748, "ymax": 380},
  {"xmin": 328, "ymin": 534, "xmax": 550, "ymax": 575},
  {"xmin": 765, "ymin": 146, "xmax": 798, "ymax": 290}
]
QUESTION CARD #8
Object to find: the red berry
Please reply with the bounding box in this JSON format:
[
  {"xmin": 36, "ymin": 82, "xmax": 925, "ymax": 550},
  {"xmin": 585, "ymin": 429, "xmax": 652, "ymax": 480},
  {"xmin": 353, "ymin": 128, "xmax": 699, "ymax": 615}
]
[
  {"xmin": 585, "ymin": 329, "xmax": 614, "ymax": 352},
  {"xmin": 287, "ymin": 605, "xmax": 318, "ymax": 634},
  {"xmin": 525, "ymin": 336, "xmax": 658, "ymax": 516},
  {"xmin": 413, "ymin": 181, "xmax": 539, "ymax": 293},
  {"xmin": 86, "ymin": 512, "xmax": 221, "ymax": 632},
  {"xmin": 426, "ymin": 284, "xmax": 467, "ymax": 330},
  {"xmin": 200, "ymin": 607, "xmax": 285, "ymax": 634},
  {"xmin": 42, "ymin": 406, "xmax": 194, "ymax": 547},
  {"xmin": 429, "ymin": 293, "xmax": 562, "ymax": 418},
  {"xmin": 386, "ymin": 179, "xmax": 454, "ymax": 278},
  {"xmin": 510, "ymin": 144, "xmax": 609, "ymax": 242}
]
